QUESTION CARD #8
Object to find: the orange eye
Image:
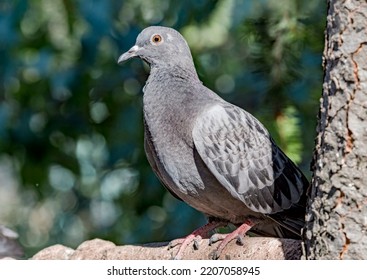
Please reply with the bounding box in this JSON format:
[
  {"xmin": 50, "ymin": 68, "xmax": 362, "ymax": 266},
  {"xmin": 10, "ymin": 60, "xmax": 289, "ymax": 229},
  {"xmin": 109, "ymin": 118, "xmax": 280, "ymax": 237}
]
[{"xmin": 151, "ymin": 34, "xmax": 163, "ymax": 44}]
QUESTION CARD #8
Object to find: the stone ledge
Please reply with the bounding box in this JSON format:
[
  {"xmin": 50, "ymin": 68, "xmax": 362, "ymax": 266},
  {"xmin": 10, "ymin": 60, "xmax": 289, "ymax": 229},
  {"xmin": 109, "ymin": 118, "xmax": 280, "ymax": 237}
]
[{"xmin": 30, "ymin": 237, "xmax": 301, "ymax": 260}]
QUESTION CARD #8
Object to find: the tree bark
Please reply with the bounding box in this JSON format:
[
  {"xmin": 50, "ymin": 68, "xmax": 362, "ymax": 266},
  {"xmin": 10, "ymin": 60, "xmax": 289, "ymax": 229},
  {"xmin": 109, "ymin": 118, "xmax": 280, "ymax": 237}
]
[{"xmin": 303, "ymin": 0, "xmax": 367, "ymax": 259}]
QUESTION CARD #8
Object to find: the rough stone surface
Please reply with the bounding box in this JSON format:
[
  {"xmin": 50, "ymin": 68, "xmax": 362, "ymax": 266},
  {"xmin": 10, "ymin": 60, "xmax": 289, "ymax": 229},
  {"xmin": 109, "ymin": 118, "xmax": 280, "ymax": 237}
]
[
  {"xmin": 31, "ymin": 244, "xmax": 75, "ymax": 260},
  {"xmin": 31, "ymin": 238, "xmax": 301, "ymax": 260}
]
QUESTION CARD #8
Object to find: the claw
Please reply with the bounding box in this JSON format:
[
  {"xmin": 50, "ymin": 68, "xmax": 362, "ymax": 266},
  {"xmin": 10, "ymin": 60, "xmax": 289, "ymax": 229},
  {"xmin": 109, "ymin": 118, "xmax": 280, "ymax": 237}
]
[
  {"xmin": 209, "ymin": 250, "xmax": 217, "ymax": 260},
  {"xmin": 236, "ymin": 235, "xmax": 244, "ymax": 245},
  {"xmin": 168, "ymin": 220, "xmax": 226, "ymax": 260},
  {"xmin": 209, "ymin": 233, "xmax": 227, "ymax": 245},
  {"xmin": 193, "ymin": 237, "xmax": 202, "ymax": 250}
]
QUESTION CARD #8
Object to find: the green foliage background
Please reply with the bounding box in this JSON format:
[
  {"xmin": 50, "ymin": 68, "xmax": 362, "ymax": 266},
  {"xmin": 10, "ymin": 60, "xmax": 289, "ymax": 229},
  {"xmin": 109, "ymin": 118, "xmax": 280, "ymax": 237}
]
[{"xmin": 0, "ymin": 0, "xmax": 325, "ymax": 258}]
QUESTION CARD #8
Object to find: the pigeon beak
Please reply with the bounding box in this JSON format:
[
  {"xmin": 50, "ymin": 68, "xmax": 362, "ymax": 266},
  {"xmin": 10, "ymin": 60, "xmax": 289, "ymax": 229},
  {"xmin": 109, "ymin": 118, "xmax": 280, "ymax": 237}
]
[{"xmin": 117, "ymin": 45, "xmax": 140, "ymax": 64}]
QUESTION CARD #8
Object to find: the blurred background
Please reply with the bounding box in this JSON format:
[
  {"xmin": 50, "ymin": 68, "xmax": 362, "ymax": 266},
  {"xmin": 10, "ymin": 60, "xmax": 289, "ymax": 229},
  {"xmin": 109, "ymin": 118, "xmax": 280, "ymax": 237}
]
[{"xmin": 0, "ymin": 0, "xmax": 325, "ymax": 258}]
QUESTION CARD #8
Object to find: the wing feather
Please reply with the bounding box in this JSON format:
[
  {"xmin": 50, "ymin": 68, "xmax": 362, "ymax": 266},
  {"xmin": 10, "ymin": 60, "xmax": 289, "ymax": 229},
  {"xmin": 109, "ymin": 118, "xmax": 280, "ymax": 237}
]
[{"xmin": 192, "ymin": 104, "xmax": 306, "ymax": 214}]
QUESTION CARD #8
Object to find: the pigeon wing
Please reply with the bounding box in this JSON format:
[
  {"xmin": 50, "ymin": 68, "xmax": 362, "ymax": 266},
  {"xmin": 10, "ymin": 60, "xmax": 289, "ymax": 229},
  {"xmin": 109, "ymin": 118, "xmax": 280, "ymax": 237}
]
[{"xmin": 192, "ymin": 104, "xmax": 305, "ymax": 214}]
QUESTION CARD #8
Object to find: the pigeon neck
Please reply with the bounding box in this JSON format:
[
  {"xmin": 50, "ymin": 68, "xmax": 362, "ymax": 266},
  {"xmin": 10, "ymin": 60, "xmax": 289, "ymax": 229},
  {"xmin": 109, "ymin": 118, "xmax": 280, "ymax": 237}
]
[{"xmin": 150, "ymin": 63, "xmax": 200, "ymax": 83}]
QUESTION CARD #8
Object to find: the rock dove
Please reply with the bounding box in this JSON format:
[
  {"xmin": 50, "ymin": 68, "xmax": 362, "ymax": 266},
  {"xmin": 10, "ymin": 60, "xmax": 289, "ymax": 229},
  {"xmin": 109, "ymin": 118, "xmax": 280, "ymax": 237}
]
[{"xmin": 118, "ymin": 26, "xmax": 309, "ymax": 259}]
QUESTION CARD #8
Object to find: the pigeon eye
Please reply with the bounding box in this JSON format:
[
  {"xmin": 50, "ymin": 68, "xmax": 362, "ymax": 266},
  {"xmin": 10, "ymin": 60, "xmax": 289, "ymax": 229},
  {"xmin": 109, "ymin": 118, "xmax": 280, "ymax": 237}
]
[{"xmin": 151, "ymin": 34, "xmax": 163, "ymax": 45}]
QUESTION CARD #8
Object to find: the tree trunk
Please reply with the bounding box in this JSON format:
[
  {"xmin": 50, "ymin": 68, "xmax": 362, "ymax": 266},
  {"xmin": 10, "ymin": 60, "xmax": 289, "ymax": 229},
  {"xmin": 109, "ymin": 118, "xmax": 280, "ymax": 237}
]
[{"xmin": 303, "ymin": 0, "xmax": 367, "ymax": 259}]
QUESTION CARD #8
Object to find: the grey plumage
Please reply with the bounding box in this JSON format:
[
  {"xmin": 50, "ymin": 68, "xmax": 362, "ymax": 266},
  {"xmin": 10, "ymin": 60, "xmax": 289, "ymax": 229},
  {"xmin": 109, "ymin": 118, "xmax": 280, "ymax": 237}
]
[{"xmin": 118, "ymin": 26, "xmax": 308, "ymax": 243}]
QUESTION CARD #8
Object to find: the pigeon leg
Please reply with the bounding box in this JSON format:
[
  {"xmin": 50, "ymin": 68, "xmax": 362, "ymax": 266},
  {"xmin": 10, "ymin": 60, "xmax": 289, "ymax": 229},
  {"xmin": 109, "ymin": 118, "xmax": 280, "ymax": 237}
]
[
  {"xmin": 211, "ymin": 219, "xmax": 256, "ymax": 260},
  {"xmin": 168, "ymin": 220, "xmax": 226, "ymax": 260}
]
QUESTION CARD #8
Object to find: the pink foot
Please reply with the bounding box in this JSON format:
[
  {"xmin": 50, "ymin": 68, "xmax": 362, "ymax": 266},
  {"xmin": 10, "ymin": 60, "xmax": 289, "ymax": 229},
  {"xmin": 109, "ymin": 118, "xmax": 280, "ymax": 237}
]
[
  {"xmin": 168, "ymin": 220, "xmax": 227, "ymax": 260},
  {"xmin": 210, "ymin": 219, "xmax": 256, "ymax": 259}
]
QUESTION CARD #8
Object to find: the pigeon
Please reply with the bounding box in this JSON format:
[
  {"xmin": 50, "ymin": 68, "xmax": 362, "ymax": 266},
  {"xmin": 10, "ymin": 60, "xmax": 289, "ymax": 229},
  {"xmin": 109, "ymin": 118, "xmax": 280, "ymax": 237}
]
[{"xmin": 118, "ymin": 26, "xmax": 309, "ymax": 259}]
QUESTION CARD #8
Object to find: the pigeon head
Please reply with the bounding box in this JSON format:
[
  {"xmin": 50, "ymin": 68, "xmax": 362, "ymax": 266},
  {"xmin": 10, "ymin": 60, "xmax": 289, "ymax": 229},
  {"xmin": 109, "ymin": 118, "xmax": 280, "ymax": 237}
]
[{"xmin": 118, "ymin": 26, "xmax": 195, "ymax": 70}]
